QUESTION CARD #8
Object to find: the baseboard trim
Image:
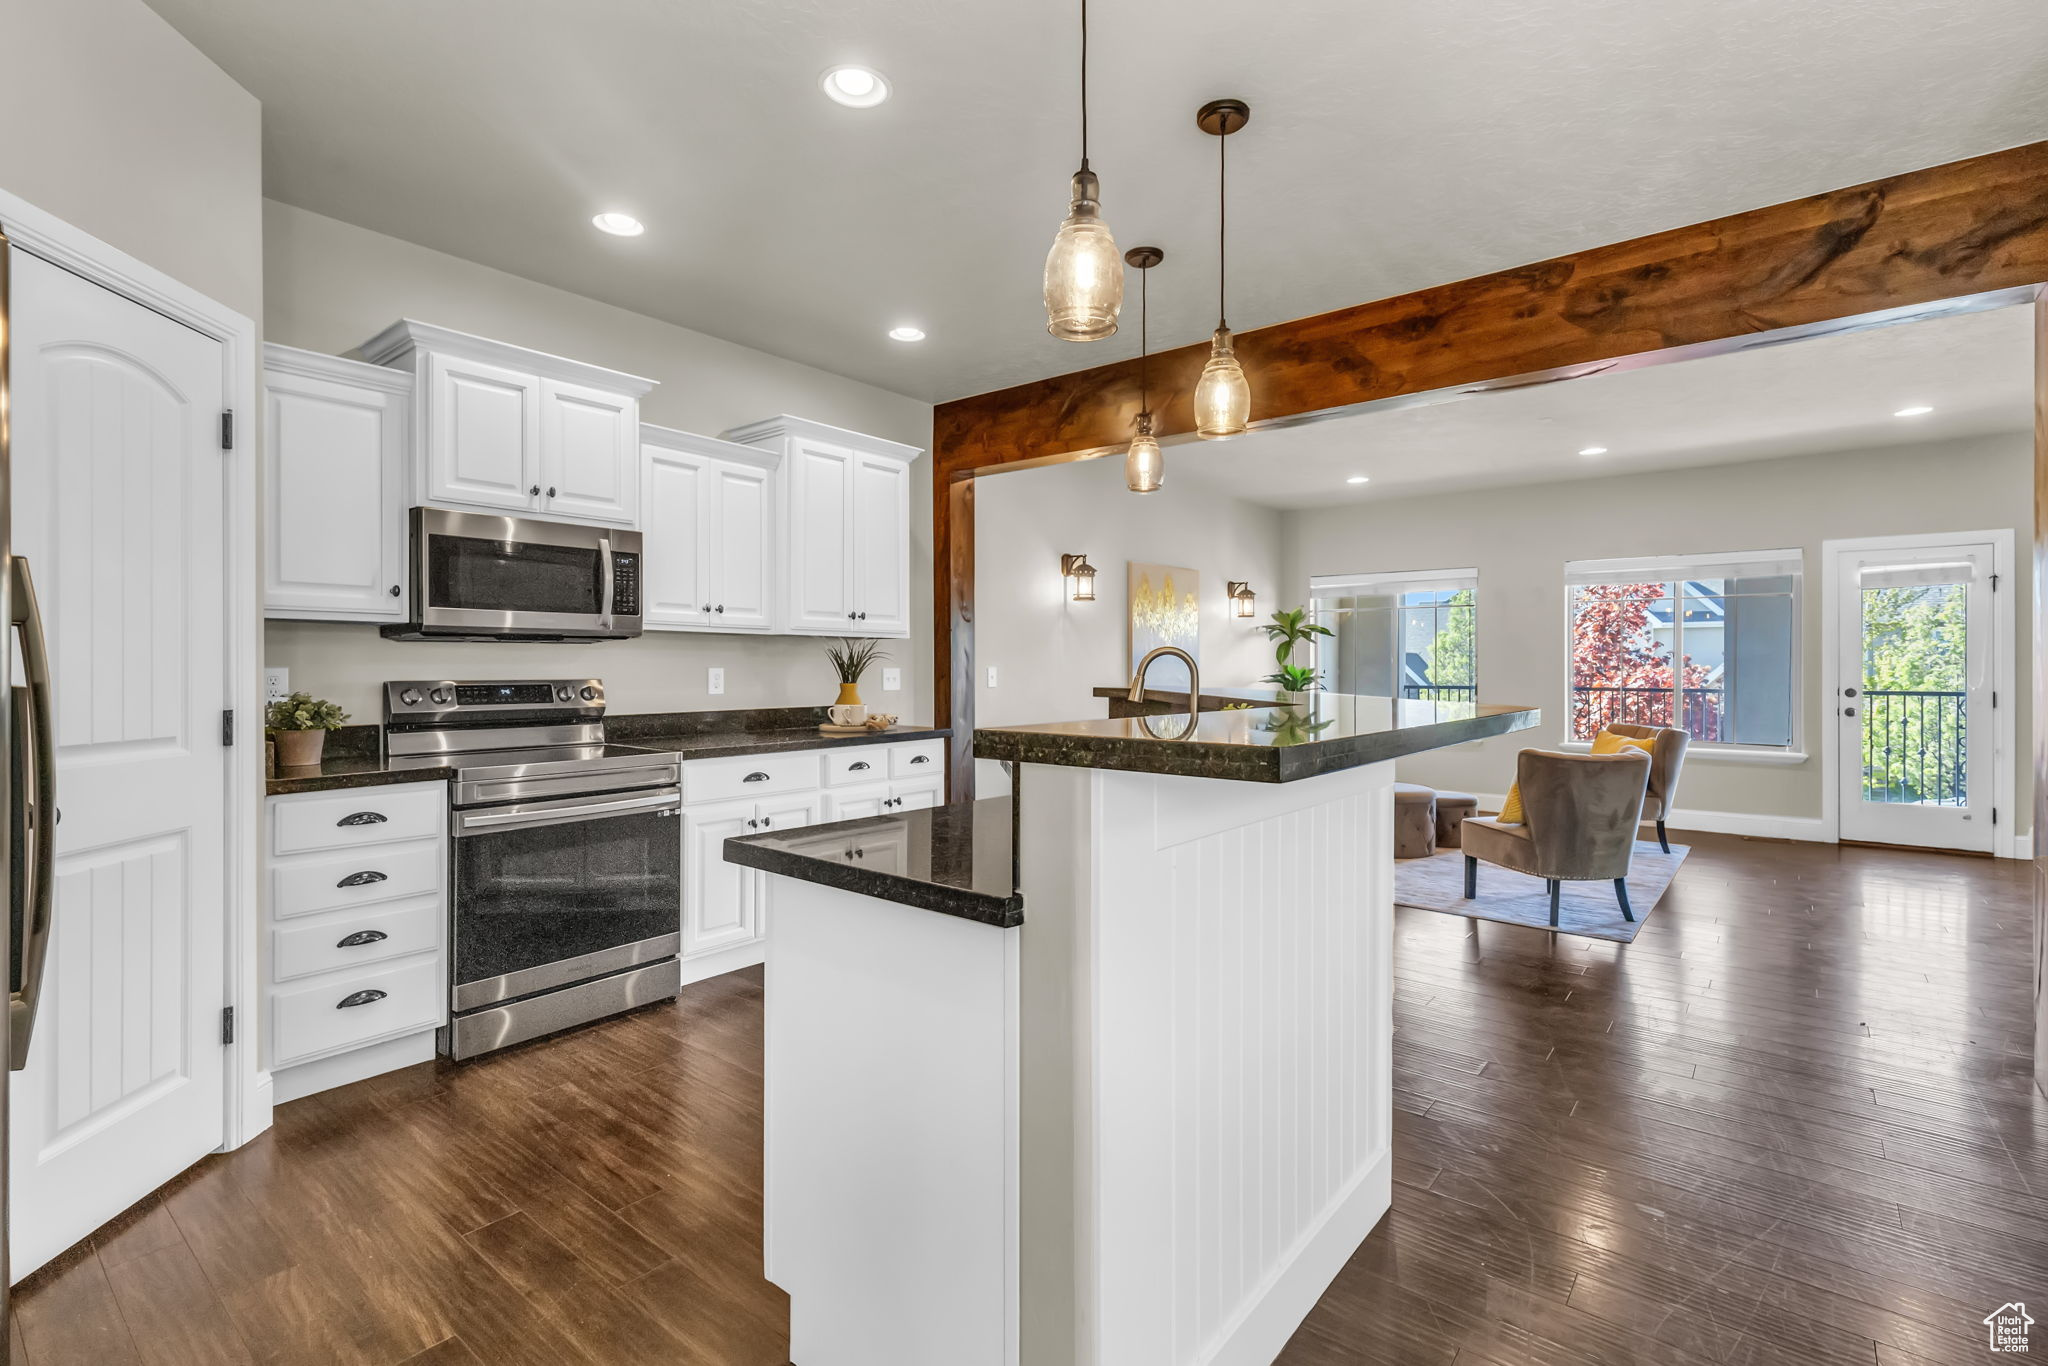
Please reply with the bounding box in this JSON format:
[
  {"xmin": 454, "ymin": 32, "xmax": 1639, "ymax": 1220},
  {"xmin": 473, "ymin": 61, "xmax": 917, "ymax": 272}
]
[
  {"xmin": 679, "ymin": 942, "xmax": 767, "ymax": 988},
  {"xmin": 272, "ymin": 1029, "xmax": 437, "ymax": 1106}
]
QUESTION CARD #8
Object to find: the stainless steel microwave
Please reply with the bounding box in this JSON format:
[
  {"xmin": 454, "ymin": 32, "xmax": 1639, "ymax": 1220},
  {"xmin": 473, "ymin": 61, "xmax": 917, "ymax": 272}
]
[{"xmin": 383, "ymin": 507, "xmax": 643, "ymax": 641}]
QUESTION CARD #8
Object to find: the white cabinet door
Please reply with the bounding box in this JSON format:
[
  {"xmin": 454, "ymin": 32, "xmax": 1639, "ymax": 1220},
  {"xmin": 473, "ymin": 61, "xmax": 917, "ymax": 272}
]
[
  {"xmin": 642, "ymin": 442, "xmax": 712, "ymax": 630},
  {"xmin": 851, "ymin": 453, "xmax": 910, "ymax": 636},
  {"xmin": 823, "ymin": 784, "xmax": 891, "ymax": 822},
  {"xmin": 757, "ymin": 791, "xmax": 822, "ymax": 836},
  {"xmin": 892, "ymin": 779, "xmax": 944, "ymax": 812},
  {"xmin": 713, "ymin": 460, "xmax": 775, "ymax": 630},
  {"xmin": 785, "ymin": 438, "xmax": 857, "ymax": 633},
  {"xmin": 683, "ymin": 798, "xmax": 759, "ymax": 957},
  {"xmin": 422, "ymin": 349, "xmax": 540, "ymax": 513},
  {"xmin": 540, "ymin": 378, "xmax": 638, "ymax": 527},
  {"xmin": 264, "ymin": 361, "xmax": 407, "ymax": 620}
]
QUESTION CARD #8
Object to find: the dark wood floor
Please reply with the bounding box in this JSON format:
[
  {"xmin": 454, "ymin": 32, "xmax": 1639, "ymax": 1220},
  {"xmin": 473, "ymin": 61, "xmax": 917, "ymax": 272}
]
[{"xmin": 14, "ymin": 832, "xmax": 2042, "ymax": 1364}]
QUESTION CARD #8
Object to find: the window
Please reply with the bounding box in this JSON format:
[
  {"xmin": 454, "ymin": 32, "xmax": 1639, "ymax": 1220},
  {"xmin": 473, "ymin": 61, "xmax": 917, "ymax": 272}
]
[
  {"xmin": 1309, "ymin": 569, "xmax": 1477, "ymax": 700},
  {"xmin": 1565, "ymin": 550, "xmax": 1801, "ymax": 750}
]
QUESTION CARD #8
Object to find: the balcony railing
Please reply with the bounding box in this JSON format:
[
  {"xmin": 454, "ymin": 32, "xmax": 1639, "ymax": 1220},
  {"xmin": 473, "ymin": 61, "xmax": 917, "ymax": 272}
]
[
  {"xmin": 1400, "ymin": 684, "xmax": 1477, "ymax": 703},
  {"xmin": 1861, "ymin": 689, "xmax": 1966, "ymax": 806},
  {"xmin": 1572, "ymin": 685, "xmax": 1725, "ymax": 741}
]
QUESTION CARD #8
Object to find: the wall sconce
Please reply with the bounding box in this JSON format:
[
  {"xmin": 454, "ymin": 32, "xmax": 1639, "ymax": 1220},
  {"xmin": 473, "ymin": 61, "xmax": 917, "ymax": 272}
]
[
  {"xmin": 1061, "ymin": 554, "xmax": 1098, "ymax": 601},
  {"xmin": 1227, "ymin": 581, "xmax": 1257, "ymax": 618}
]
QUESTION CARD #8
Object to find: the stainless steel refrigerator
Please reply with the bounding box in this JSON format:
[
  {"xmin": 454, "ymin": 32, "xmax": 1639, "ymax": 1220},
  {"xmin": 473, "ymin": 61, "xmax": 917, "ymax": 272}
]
[{"xmin": 1, "ymin": 221, "xmax": 61, "ymax": 1342}]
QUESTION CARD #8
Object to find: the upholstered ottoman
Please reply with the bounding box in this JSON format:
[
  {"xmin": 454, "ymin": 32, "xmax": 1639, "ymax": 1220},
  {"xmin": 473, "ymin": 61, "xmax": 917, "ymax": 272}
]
[
  {"xmin": 1393, "ymin": 782, "xmax": 1438, "ymax": 859},
  {"xmin": 1433, "ymin": 791, "xmax": 1478, "ymax": 848}
]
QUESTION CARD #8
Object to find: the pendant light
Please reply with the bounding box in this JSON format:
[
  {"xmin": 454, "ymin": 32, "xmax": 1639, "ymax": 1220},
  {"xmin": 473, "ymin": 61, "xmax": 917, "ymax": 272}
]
[
  {"xmin": 1123, "ymin": 245, "xmax": 1165, "ymax": 493},
  {"xmin": 1043, "ymin": 0, "xmax": 1122, "ymax": 341},
  {"xmin": 1194, "ymin": 99, "xmax": 1252, "ymax": 439}
]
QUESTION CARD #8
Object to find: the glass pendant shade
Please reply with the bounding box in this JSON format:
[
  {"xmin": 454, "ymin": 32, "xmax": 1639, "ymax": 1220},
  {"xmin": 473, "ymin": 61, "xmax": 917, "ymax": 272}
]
[
  {"xmin": 1194, "ymin": 327, "xmax": 1251, "ymax": 438},
  {"xmin": 1044, "ymin": 170, "xmax": 1122, "ymax": 341},
  {"xmin": 1125, "ymin": 415, "xmax": 1163, "ymax": 493}
]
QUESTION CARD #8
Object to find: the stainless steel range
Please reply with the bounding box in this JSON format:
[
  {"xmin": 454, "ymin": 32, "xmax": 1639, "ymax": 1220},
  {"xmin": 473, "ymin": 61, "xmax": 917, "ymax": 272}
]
[{"xmin": 385, "ymin": 678, "xmax": 681, "ymax": 1060}]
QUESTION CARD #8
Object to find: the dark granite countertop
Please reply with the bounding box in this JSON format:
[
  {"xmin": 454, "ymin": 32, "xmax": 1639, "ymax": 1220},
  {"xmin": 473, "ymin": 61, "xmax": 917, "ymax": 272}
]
[
  {"xmin": 976, "ymin": 692, "xmax": 1539, "ymax": 783},
  {"xmin": 723, "ymin": 798, "xmax": 1021, "ymax": 928},
  {"xmin": 265, "ymin": 711, "xmax": 948, "ymax": 796}
]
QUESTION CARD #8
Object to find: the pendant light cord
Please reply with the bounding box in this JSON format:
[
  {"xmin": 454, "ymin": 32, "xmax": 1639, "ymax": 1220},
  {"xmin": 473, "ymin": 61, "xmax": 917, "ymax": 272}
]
[
  {"xmin": 1139, "ymin": 266, "xmax": 1149, "ymax": 416},
  {"xmin": 1079, "ymin": 0, "xmax": 1091, "ymax": 171},
  {"xmin": 1217, "ymin": 127, "xmax": 1228, "ymax": 330}
]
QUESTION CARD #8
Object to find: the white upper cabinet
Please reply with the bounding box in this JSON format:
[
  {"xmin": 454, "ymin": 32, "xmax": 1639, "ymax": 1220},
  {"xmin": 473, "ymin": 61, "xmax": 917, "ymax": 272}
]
[
  {"xmin": 262, "ymin": 345, "xmax": 411, "ymax": 621},
  {"xmin": 361, "ymin": 320, "xmax": 656, "ymax": 529},
  {"xmin": 641, "ymin": 426, "xmax": 779, "ymax": 633},
  {"xmin": 723, "ymin": 415, "xmax": 923, "ymax": 639}
]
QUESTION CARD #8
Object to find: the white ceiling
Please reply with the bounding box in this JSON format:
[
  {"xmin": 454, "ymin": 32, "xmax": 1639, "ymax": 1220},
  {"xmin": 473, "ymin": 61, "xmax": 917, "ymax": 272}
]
[
  {"xmin": 143, "ymin": 0, "xmax": 2048, "ymax": 403},
  {"xmin": 1161, "ymin": 303, "xmax": 2037, "ymax": 510}
]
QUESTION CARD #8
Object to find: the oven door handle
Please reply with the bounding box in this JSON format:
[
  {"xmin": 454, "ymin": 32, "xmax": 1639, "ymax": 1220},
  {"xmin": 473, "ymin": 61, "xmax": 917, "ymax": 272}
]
[{"xmin": 455, "ymin": 789, "xmax": 679, "ymax": 836}]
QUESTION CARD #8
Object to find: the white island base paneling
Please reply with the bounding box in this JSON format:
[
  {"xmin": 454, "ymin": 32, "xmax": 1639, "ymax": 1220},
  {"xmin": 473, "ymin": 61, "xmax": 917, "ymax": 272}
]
[{"xmin": 763, "ymin": 759, "xmax": 1393, "ymax": 1366}]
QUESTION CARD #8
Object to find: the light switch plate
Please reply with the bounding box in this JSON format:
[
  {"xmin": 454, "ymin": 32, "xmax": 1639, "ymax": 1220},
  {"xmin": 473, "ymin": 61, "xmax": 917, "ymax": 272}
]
[
  {"xmin": 708, "ymin": 667, "xmax": 725, "ymax": 696},
  {"xmin": 264, "ymin": 667, "xmax": 290, "ymax": 701},
  {"xmin": 881, "ymin": 668, "xmax": 901, "ymax": 691},
  {"xmin": 986, "ymin": 666, "xmax": 999, "ymax": 688}
]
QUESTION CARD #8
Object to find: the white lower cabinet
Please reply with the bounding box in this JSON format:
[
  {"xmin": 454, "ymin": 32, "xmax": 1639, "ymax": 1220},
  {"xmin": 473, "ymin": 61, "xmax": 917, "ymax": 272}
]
[
  {"xmin": 678, "ymin": 741, "xmax": 942, "ymax": 985},
  {"xmin": 264, "ymin": 783, "xmax": 450, "ymax": 1102}
]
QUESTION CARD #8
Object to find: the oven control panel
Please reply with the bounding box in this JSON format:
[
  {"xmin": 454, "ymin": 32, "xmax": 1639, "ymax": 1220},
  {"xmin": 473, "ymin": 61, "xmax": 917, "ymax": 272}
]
[
  {"xmin": 611, "ymin": 552, "xmax": 640, "ymax": 618},
  {"xmin": 384, "ymin": 678, "xmax": 606, "ymax": 718}
]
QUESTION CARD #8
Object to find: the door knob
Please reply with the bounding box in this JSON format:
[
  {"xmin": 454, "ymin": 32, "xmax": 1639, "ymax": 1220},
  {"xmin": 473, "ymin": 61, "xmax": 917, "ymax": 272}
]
[
  {"xmin": 1843, "ymin": 706, "xmax": 1857, "ymax": 718},
  {"xmin": 1843, "ymin": 686, "xmax": 1859, "ymax": 698}
]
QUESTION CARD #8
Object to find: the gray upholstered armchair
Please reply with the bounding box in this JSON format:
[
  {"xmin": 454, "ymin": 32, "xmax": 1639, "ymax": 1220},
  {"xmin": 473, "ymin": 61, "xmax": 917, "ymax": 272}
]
[
  {"xmin": 1600, "ymin": 722, "xmax": 1689, "ymax": 852},
  {"xmin": 1461, "ymin": 749, "xmax": 1652, "ymax": 926}
]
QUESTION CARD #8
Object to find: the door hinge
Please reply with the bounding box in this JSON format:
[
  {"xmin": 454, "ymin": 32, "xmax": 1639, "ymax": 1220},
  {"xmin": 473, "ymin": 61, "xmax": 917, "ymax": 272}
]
[
  {"xmin": 1992, "ymin": 807, "xmax": 2000, "ymax": 827},
  {"xmin": 1991, "ymin": 573, "xmax": 2001, "ymax": 591},
  {"xmin": 222, "ymin": 709, "xmax": 235, "ymax": 746},
  {"xmin": 1993, "ymin": 691, "xmax": 1999, "ymax": 708},
  {"xmin": 221, "ymin": 1006, "xmax": 235, "ymax": 1045},
  {"xmin": 220, "ymin": 409, "xmax": 235, "ymax": 451}
]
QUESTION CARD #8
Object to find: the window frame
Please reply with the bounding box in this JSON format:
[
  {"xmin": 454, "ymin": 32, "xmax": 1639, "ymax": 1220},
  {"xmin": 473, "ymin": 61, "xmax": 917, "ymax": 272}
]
[
  {"xmin": 1560, "ymin": 549, "xmax": 1806, "ymax": 763},
  {"xmin": 1308, "ymin": 568, "xmax": 1478, "ymax": 702}
]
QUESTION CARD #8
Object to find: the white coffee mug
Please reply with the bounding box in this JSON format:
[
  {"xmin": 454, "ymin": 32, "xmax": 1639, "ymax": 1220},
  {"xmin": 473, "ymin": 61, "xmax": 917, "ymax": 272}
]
[{"xmin": 830, "ymin": 704, "xmax": 868, "ymax": 726}]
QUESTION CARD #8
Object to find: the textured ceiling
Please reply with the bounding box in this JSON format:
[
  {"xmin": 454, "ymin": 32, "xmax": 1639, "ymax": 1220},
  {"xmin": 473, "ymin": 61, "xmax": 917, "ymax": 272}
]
[
  {"xmin": 144, "ymin": 0, "xmax": 2048, "ymax": 402},
  {"xmin": 1161, "ymin": 304, "xmax": 2036, "ymax": 510}
]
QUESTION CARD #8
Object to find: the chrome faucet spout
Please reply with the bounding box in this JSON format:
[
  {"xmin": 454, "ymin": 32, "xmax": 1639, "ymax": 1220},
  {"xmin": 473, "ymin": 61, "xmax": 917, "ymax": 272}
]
[{"xmin": 1127, "ymin": 646, "xmax": 1201, "ymax": 725}]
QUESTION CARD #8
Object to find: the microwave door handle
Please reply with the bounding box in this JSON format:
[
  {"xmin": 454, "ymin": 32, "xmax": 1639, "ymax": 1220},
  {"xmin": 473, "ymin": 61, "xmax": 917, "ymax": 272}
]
[
  {"xmin": 10, "ymin": 556, "xmax": 57, "ymax": 1066},
  {"xmin": 598, "ymin": 536, "xmax": 615, "ymax": 630}
]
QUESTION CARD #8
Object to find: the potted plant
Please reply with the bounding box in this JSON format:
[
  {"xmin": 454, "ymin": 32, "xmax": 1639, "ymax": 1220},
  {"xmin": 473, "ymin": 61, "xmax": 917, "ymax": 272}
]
[
  {"xmin": 265, "ymin": 691, "xmax": 349, "ymax": 767},
  {"xmin": 825, "ymin": 637, "xmax": 889, "ymax": 708},
  {"xmin": 1258, "ymin": 606, "xmax": 1333, "ymax": 697}
]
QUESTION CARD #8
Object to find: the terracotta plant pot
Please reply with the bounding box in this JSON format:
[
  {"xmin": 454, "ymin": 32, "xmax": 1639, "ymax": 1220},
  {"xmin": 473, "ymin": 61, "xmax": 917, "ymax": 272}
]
[
  {"xmin": 834, "ymin": 680, "xmax": 863, "ymax": 707},
  {"xmin": 274, "ymin": 728, "xmax": 326, "ymax": 768}
]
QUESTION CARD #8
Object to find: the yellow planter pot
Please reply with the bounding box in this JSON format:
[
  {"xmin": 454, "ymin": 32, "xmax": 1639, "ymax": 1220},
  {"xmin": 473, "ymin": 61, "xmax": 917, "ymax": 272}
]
[{"xmin": 835, "ymin": 681, "xmax": 864, "ymax": 707}]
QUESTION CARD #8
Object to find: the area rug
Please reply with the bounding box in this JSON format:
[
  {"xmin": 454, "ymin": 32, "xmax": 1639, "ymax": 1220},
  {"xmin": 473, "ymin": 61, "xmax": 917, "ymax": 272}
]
[{"xmin": 1393, "ymin": 839, "xmax": 1690, "ymax": 943}]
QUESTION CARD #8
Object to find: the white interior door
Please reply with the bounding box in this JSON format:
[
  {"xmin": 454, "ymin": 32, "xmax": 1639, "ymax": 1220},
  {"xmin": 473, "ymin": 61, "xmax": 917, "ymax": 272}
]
[
  {"xmin": 1834, "ymin": 540, "xmax": 1996, "ymax": 852},
  {"xmin": 7, "ymin": 249, "xmax": 229, "ymax": 1278}
]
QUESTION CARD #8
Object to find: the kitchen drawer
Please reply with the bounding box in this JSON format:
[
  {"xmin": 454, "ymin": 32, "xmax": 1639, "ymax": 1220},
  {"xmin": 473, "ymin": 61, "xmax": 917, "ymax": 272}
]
[
  {"xmin": 682, "ymin": 749, "xmax": 821, "ymax": 805},
  {"xmin": 270, "ymin": 784, "xmax": 445, "ymax": 855},
  {"xmin": 272, "ymin": 895, "xmax": 442, "ymax": 982},
  {"xmin": 270, "ymin": 841, "xmax": 443, "ymax": 921},
  {"xmin": 889, "ymin": 739, "xmax": 944, "ymax": 780},
  {"xmin": 823, "ymin": 747, "xmax": 891, "ymax": 787},
  {"xmin": 270, "ymin": 956, "xmax": 442, "ymax": 1069}
]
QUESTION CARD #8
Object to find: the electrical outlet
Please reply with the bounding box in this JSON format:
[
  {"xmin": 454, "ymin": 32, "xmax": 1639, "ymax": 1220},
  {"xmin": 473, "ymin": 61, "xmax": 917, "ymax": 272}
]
[
  {"xmin": 707, "ymin": 667, "xmax": 725, "ymax": 696},
  {"xmin": 986, "ymin": 666, "xmax": 999, "ymax": 688},
  {"xmin": 882, "ymin": 668, "xmax": 901, "ymax": 692},
  {"xmin": 264, "ymin": 667, "xmax": 290, "ymax": 701}
]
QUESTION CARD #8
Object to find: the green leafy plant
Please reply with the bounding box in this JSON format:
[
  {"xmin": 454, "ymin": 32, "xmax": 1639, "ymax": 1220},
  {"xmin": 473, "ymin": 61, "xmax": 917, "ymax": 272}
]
[
  {"xmin": 1258, "ymin": 606, "xmax": 1333, "ymax": 693},
  {"xmin": 825, "ymin": 637, "xmax": 890, "ymax": 684},
  {"xmin": 264, "ymin": 691, "xmax": 348, "ymax": 732},
  {"xmin": 1258, "ymin": 706, "xmax": 1336, "ymax": 746}
]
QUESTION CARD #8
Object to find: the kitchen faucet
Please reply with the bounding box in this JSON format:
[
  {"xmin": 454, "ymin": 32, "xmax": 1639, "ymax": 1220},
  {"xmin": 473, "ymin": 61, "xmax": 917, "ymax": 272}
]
[{"xmin": 1127, "ymin": 646, "xmax": 1201, "ymax": 730}]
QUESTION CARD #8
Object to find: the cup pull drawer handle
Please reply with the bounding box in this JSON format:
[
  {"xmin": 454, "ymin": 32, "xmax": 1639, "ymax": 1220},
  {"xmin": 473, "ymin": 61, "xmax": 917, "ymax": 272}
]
[
  {"xmin": 337, "ymin": 989, "xmax": 387, "ymax": 1009},
  {"xmin": 743, "ymin": 772, "xmax": 770, "ymax": 783},
  {"xmin": 337, "ymin": 812, "xmax": 388, "ymax": 827},
  {"xmin": 337, "ymin": 870, "xmax": 388, "ymax": 888},
  {"xmin": 909, "ymin": 755, "xmax": 930, "ymax": 764},
  {"xmin": 336, "ymin": 930, "xmax": 389, "ymax": 948},
  {"xmin": 849, "ymin": 761, "xmax": 871, "ymax": 771}
]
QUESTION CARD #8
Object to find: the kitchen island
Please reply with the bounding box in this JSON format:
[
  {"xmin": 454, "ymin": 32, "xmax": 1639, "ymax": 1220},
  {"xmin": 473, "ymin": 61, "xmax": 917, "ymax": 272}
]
[{"xmin": 728, "ymin": 692, "xmax": 1538, "ymax": 1366}]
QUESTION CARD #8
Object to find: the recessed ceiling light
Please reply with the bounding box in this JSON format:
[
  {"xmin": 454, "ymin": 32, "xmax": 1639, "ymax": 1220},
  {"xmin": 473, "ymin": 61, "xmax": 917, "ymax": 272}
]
[
  {"xmin": 591, "ymin": 212, "xmax": 644, "ymax": 237},
  {"xmin": 821, "ymin": 66, "xmax": 889, "ymax": 108},
  {"xmin": 1346, "ymin": 475, "xmax": 1370, "ymax": 485},
  {"xmin": 888, "ymin": 326, "xmax": 925, "ymax": 342},
  {"xmin": 1578, "ymin": 446, "xmax": 1608, "ymax": 456},
  {"xmin": 1893, "ymin": 405, "xmax": 1934, "ymax": 417}
]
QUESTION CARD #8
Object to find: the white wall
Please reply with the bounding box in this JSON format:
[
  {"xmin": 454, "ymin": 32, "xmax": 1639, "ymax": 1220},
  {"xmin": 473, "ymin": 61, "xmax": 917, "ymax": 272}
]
[
  {"xmin": 0, "ymin": 0, "xmax": 261, "ymax": 322},
  {"xmin": 1284, "ymin": 431, "xmax": 2035, "ymax": 834},
  {"xmin": 261, "ymin": 200, "xmax": 934, "ymax": 722},
  {"xmin": 973, "ymin": 457, "xmax": 1285, "ymax": 790}
]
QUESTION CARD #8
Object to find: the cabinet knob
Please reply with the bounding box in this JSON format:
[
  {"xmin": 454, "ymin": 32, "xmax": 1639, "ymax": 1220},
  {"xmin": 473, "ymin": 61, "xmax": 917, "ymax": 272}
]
[
  {"xmin": 858, "ymin": 612, "xmax": 867, "ymax": 620},
  {"xmin": 702, "ymin": 604, "xmax": 712, "ymax": 613},
  {"xmin": 389, "ymin": 584, "xmax": 401, "ymax": 597},
  {"xmin": 746, "ymin": 818, "xmax": 758, "ymax": 829},
  {"xmin": 762, "ymin": 816, "xmax": 773, "ymax": 828},
  {"xmin": 547, "ymin": 486, "xmax": 557, "ymax": 498},
  {"xmin": 530, "ymin": 485, "xmax": 541, "ymax": 497},
  {"xmin": 715, "ymin": 604, "xmax": 724, "ymax": 614}
]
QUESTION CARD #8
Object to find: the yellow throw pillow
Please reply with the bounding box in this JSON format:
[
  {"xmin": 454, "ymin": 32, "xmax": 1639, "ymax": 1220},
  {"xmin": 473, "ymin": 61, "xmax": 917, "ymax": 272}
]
[
  {"xmin": 1591, "ymin": 730, "xmax": 1656, "ymax": 760},
  {"xmin": 1497, "ymin": 783, "xmax": 1524, "ymax": 824}
]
